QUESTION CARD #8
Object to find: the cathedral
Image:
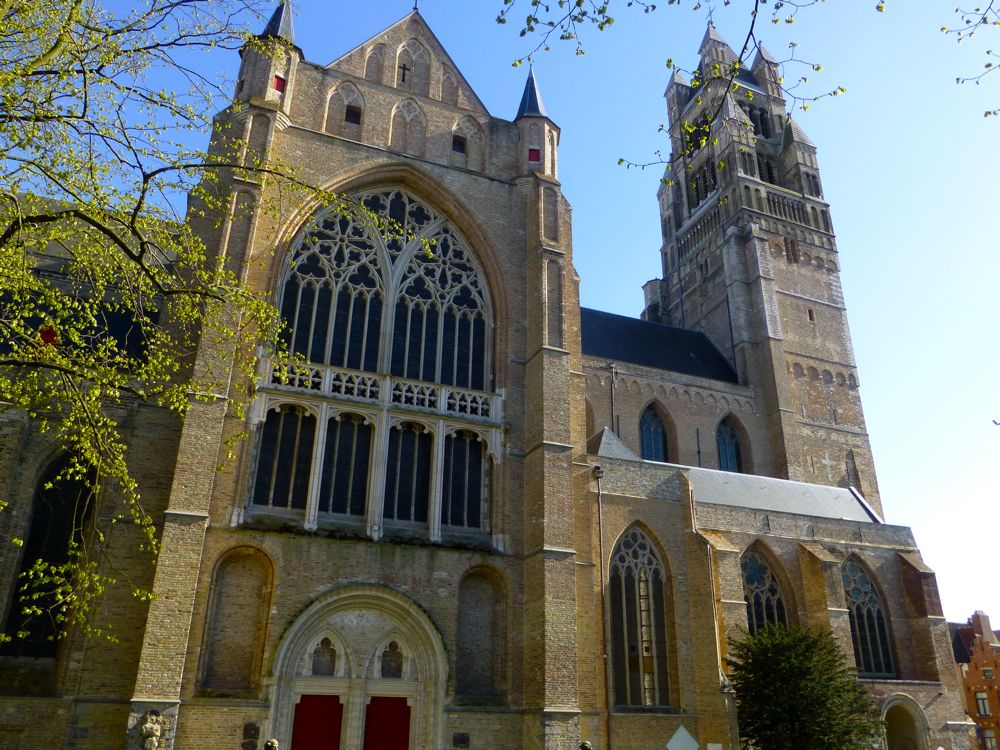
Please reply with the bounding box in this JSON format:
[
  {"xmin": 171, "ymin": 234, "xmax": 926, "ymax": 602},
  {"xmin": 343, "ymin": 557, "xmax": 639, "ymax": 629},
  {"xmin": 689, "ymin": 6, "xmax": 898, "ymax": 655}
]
[{"xmin": 0, "ymin": 4, "xmax": 977, "ymax": 750}]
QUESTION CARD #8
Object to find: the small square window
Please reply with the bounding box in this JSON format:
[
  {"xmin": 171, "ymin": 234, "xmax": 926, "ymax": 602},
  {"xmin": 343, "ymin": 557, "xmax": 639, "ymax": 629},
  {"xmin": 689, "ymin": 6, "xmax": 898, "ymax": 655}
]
[
  {"xmin": 451, "ymin": 135, "xmax": 467, "ymax": 154},
  {"xmin": 528, "ymin": 147, "xmax": 541, "ymax": 163},
  {"xmin": 985, "ymin": 729, "xmax": 998, "ymax": 750},
  {"xmin": 977, "ymin": 691, "xmax": 991, "ymax": 716},
  {"xmin": 272, "ymin": 75, "xmax": 286, "ymax": 93},
  {"xmin": 807, "ymin": 308, "xmax": 815, "ymax": 322},
  {"xmin": 345, "ymin": 106, "xmax": 362, "ymax": 126},
  {"xmin": 986, "ymin": 668, "xmax": 995, "ymax": 680}
]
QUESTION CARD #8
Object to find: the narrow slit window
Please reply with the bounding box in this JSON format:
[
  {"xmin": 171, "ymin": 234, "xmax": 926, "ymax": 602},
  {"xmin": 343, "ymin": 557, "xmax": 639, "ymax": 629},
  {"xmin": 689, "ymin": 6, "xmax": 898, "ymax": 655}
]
[{"xmin": 452, "ymin": 135, "xmax": 467, "ymax": 154}]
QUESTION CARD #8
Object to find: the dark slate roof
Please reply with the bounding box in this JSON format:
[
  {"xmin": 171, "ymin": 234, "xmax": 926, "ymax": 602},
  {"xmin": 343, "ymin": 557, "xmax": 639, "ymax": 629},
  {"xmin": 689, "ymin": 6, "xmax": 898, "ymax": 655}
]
[
  {"xmin": 515, "ymin": 66, "xmax": 548, "ymax": 120},
  {"xmin": 261, "ymin": 0, "xmax": 295, "ymax": 44},
  {"xmin": 580, "ymin": 307, "xmax": 738, "ymax": 383}
]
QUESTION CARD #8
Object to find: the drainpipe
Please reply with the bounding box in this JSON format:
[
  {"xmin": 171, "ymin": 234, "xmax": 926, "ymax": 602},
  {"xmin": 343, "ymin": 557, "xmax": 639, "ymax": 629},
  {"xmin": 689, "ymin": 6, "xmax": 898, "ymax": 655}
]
[
  {"xmin": 608, "ymin": 362, "xmax": 618, "ymax": 436},
  {"xmin": 593, "ymin": 464, "xmax": 613, "ymax": 749}
]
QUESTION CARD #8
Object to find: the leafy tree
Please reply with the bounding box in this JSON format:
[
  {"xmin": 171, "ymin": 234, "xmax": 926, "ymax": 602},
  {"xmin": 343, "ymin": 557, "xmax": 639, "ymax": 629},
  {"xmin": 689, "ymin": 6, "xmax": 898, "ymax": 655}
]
[
  {"xmin": 0, "ymin": 0, "xmax": 339, "ymax": 643},
  {"xmin": 726, "ymin": 625, "xmax": 880, "ymax": 750}
]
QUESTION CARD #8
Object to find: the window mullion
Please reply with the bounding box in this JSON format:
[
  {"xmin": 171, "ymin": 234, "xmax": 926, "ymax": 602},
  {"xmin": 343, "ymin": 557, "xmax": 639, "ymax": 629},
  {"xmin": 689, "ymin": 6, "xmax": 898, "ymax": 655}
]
[
  {"xmin": 366, "ymin": 412, "xmax": 390, "ymax": 540},
  {"xmin": 304, "ymin": 404, "xmax": 329, "ymax": 530},
  {"xmin": 427, "ymin": 421, "xmax": 445, "ymax": 542}
]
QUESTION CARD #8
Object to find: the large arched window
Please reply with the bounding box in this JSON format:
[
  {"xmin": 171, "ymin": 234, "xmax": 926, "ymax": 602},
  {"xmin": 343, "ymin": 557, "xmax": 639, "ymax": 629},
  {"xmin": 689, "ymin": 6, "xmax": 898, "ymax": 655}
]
[
  {"xmin": 251, "ymin": 189, "xmax": 498, "ymax": 541},
  {"xmin": 842, "ymin": 558, "xmax": 895, "ymax": 677},
  {"xmin": 609, "ymin": 528, "xmax": 671, "ymax": 707},
  {"xmin": 639, "ymin": 406, "xmax": 668, "ymax": 462},
  {"xmin": 716, "ymin": 417, "xmax": 744, "ymax": 473},
  {"xmin": 741, "ymin": 549, "xmax": 788, "ymax": 634},
  {"xmin": 2, "ymin": 456, "xmax": 92, "ymax": 657}
]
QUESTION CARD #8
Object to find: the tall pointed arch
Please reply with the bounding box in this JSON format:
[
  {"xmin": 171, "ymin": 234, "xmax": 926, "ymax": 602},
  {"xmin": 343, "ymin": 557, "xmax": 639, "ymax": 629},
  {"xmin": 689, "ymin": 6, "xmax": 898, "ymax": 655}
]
[
  {"xmin": 639, "ymin": 404, "xmax": 670, "ymax": 463},
  {"xmin": 841, "ymin": 556, "xmax": 896, "ymax": 677},
  {"xmin": 740, "ymin": 544, "xmax": 790, "ymax": 634},
  {"xmin": 608, "ymin": 526, "xmax": 673, "ymax": 707},
  {"xmin": 716, "ymin": 414, "xmax": 749, "ymax": 473}
]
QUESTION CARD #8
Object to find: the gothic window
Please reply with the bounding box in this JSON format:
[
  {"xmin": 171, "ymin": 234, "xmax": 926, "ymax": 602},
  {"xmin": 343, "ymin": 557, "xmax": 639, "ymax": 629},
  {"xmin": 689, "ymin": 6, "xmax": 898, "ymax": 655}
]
[
  {"xmin": 609, "ymin": 528, "xmax": 671, "ymax": 707},
  {"xmin": 199, "ymin": 548, "xmax": 272, "ymax": 692},
  {"xmin": 842, "ymin": 558, "xmax": 895, "ymax": 677},
  {"xmin": 741, "ymin": 549, "xmax": 788, "ymax": 634},
  {"xmin": 326, "ymin": 83, "xmax": 364, "ymax": 140},
  {"xmin": 384, "ymin": 423, "xmax": 432, "ymax": 524},
  {"xmin": 716, "ymin": 417, "xmax": 744, "ymax": 473},
  {"xmin": 456, "ymin": 570, "xmax": 505, "ymax": 700},
  {"xmin": 364, "ymin": 45, "xmax": 384, "ymax": 83},
  {"xmin": 1, "ymin": 456, "xmax": 92, "ymax": 657},
  {"xmin": 639, "ymin": 406, "xmax": 668, "ymax": 462},
  {"xmin": 254, "ymin": 189, "xmax": 497, "ymax": 540},
  {"xmin": 443, "ymin": 431, "xmax": 488, "ymax": 530},
  {"xmin": 440, "ymin": 66, "xmax": 458, "ymax": 106},
  {"xmin": 396, "ymin": 39, "xmax": 430, "ymax": 97},
  {"xmin": 318, "ymin": 414, "xmax": 372, "ymax": 517},
  {"xmin": 381, "ymin": 641, "xmax": 403, "ymax": 678},
  {"xmin": 451, "ymin": 117, "xmax": 484, "ymax": 171},
  {"xmin": 312, "ymin": 638, "xmax": 336, "ymax": 676},
  {"xmin": 251, "ymin": 406, "xmax": 315, "ymax": 511},
  {"xmin": 389, "ymin": 99, "xmax": 426, "ymax": 157}
]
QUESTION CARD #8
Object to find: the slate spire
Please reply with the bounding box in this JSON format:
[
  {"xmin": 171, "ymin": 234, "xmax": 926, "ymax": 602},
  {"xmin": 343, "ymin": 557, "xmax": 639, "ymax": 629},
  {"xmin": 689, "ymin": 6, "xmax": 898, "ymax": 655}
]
[
  {"xmin": 515, "ymin": 65, "xmax": 548, "ymax": 120},
  {"xmin": 260, "ymin": 0, "xmax": 295, "ymax": 44}
]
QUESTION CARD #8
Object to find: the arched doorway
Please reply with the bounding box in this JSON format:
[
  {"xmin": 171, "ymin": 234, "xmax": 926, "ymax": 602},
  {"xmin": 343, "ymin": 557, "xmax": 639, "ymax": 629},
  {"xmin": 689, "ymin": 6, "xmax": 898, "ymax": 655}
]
[
  {"xmin": 267, "ymin": 585, "xmax": 447, "ymax": 750},
  {"xmin": 883, "ymin": 697, "xmax": 928, "ymax": 750}
]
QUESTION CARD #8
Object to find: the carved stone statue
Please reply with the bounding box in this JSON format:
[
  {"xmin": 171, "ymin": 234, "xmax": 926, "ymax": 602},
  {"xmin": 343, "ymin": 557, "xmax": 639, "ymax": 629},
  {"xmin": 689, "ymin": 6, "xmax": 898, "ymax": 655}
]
[
  {"xmin": 263, "ymin": 740, "xmax": 280, "ymax": 750},
  {"xmin": 138, "ymin": 710, "xmax": 164, "ymax": 750}
]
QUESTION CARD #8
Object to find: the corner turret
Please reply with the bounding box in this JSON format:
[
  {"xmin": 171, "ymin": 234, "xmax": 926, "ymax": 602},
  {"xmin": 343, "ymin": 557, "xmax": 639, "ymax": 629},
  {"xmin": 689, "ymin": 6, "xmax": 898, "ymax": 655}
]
[
  {"xmin": 233, "ymin": 0, "xmax": 301, "ymax": 114},
  {"xmin": 515, "ymin": 67, "xmax": 559, "ymax": 178}
]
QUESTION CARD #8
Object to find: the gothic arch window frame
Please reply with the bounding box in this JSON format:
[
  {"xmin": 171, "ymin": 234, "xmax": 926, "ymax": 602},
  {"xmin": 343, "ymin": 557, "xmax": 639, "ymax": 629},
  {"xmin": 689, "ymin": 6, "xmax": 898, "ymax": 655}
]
[
  {"xmin": 369, "ymin": 632, "xmax": 412, "ymax": 680},
  {"xmin": 841, "ymin": 555, "xmax": 897, "ymax": 678},
  {"xmin": 740, "ymin": 542, "xmax": 794, "ymax": 634},
  {"xmin": 394, "ymin": 38, "xmax": 431, "ymax": 97},
  {"xmin": 1, "ymin": 453, "xmax": 95, "ymax": 658},
  {"xmin": 638, "ymin": 401, "xmax": 675, "ymax": 464},
  {"xmin": 197, "ymin": 545, "xmax": 274, "ymax": 694},
  {"xmin": 715, "ymin": 413, "xmax": 751, "ymax": 473},
  {"xmin": 607, "ymin": 525, "xmax": 677, "ymax": 710},
  {"xmin": 364, "ymin": 44, "xmax": 385, "ymax": 84},
  {"xmin": 325, "ymin": 81, "xmax": 365, "ymax": 138},
  {"xmin": 247, "ymin": 187, "xmax": 501, "ymax": 545},
  {"xmin": 451, "ymin": 116, "xmax": 484, "ymax": 171},
  {"xmin": 455, "ymin": 565, "xmax": 507, "ymax": 703}
]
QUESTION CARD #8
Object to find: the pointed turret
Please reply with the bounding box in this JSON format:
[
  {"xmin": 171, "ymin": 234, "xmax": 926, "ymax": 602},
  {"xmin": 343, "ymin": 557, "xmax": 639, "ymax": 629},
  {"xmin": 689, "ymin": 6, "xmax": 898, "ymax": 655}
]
[
  {"xmin": 782, "ymin": 116, "xmax": 815, "ymax": 149},
  {"xmin": 515, "ymin": 66, "xmax": 548, "ymax": 120},
  {"xmin": 751, "ymin": 43, "xmax": 782, "ymax": 97},
  {"xmin": 515, "ymin": 67, "xmax": 559, "ymax": 177},
  {"xmin": 260, "ymin": 0, "xmax": 295, "ymax": 45},
  {"xmin": 715, "ymin": 92, "xmax": 751, "ymax": 130},
  {"xmin": 699, "ymin": 21, "xmax": 738, "ymax": 64}
]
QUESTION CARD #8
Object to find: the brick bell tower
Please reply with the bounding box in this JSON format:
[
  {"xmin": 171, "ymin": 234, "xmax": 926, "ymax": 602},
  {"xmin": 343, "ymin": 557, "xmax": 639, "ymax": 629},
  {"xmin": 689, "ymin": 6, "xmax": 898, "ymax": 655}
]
[{"xmin": 645, "ymin": 23, "xmax": 882, "ymax": 514}]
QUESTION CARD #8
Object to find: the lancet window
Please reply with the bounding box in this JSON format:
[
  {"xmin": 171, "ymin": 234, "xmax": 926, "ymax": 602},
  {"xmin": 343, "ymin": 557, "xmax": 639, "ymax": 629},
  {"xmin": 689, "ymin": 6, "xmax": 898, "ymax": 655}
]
[
  {"xmin": 609, "ymin": 528, "xmax": 671, "ymax": 708},
  {"xmin": 842, "ymin": 558, "xmax": 895, "ymax": 677},
  {"xmin": 639, "ymin": 406, "xmax": 668, "ymax": 462},
  {"xmin": 741, "ymin": 549, "xmax": 788, "ymax": 634},
  {"xmin": 716, "ymin": 418, "xmax": 744, "ymax": 473},
  {"xmin": 248, "ymin": 189, "xmax": 499, "ymax": 543}
]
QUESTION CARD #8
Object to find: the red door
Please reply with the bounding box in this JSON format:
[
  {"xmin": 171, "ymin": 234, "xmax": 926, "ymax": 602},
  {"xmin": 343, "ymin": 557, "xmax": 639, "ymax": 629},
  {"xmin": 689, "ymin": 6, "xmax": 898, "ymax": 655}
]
[
  {"xmin": 291, "ymin": 695, "xmax": 343, "ymax": 750},
  {"xmin": 362, "ymin": 696, "xmax": 411, "ymax": 750}
]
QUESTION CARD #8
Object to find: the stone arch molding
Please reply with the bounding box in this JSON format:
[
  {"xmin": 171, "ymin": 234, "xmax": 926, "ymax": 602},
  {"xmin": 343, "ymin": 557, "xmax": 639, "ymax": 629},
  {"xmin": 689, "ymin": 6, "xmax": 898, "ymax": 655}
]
[
  {"xmin": 881, "ymin": 692, "xmax": 931, "ymax": 750},
  {"xmin": 267, "ymin": 584, "xmax": 447, "ymax": 749}
]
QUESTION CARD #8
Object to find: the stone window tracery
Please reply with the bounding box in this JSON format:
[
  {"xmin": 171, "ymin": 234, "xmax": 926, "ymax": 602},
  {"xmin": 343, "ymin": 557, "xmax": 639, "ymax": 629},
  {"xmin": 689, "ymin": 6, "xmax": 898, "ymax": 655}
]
[
  {"xmin": 609, "ymin": 528, "xmax": 671, "ymax": 708},
  {"xmin": 716, "ymin": 417, "xmax": 744, "ymax": 473},
  {"xmin": 381, "ymin": 641, "xmax": 404, "ymax": 678},
  {"xmin": 741, "ymin": 549, "xmax": 788, "ymax": 634},
  {"xmin": 639, "ymin": 406, "xmax": 668, "ymax": 462},
  {"xmin": 247, "ymin": 189, "xmax": 500, "ymax": 543},
  {"xmin": 842, "ymin": 558, "xmax": 895, "ymax": 677}
]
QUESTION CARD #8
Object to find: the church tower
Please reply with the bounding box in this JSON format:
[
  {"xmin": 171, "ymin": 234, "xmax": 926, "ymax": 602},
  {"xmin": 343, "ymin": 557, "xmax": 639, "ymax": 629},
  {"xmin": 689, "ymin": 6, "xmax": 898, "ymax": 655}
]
[{"xmin": 647, "ymin": 24, "xmax": 882, "ymax": 513}]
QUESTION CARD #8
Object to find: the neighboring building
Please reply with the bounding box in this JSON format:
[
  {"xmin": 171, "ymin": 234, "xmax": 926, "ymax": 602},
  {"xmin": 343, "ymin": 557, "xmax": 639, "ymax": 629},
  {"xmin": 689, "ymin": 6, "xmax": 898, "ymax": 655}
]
[
  {"xmin": 0, "ymin": 5, "xmax": 977, "ymax": 750},
  {"xmin": 952, "ymin": 612, "xmax": 1000, "ymax": 750}
]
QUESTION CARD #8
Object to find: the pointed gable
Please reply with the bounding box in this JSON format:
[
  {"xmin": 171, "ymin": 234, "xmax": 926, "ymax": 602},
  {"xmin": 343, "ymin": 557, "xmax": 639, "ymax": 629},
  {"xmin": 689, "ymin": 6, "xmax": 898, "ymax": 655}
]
[{"xmin": 325, "ymin": 11, "xmax": 490, "ymax": 117}]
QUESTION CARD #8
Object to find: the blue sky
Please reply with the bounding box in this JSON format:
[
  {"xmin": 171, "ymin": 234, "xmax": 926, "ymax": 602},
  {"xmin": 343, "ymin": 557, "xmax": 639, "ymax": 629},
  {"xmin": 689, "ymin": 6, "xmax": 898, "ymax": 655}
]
[{"xmin": 236, "ymin": 1, "xmax": 998, "ymax": 623}]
